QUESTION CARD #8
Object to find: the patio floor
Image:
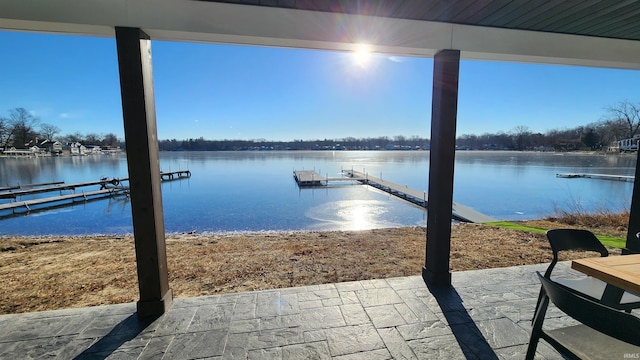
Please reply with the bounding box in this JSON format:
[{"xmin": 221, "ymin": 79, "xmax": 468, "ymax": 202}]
[{"xmin": 0, "ymin": 262, "xmax": 607, "ymax": 359}]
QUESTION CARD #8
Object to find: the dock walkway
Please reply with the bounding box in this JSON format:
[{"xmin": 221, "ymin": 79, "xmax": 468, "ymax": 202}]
[
  {"xmin": 0, "ymin": 179, "xmax": 125, "ymax": 199},
  {"xmin": 344, "ymin": 170, "xmax": 497, "ymax": 223},
  {"xmin": 0, "ymin": 170, "xmax": 191, "ymax": 200},
  {"xmin": 0, "ymin": 188, "xmax": 128, "ymax": 213},
  {"xmin": 0, "ymin": 170, "xmax": 190, "ymax": 215},
  {"xmin": 0, "ymin": 181, "xmax": 65, "ymax": 192},
  {"xmin": 556, "ymin": 173, "xmax": 634, "ymax": 182}
]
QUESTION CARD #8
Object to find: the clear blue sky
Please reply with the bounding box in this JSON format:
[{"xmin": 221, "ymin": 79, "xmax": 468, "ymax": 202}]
[{"xmin": 1, "ymin": 30, "xmax": 639, "ymax": 141}]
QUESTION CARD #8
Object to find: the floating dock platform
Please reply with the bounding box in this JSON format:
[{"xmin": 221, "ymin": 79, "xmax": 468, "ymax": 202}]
[
  {"xmin": 556, "ymin": 173, "xmax": 634, "ymax": 182},
  {"xmin": 293, "ymin": 170, "xmax": 327, "ymax": 186},
  {"xmin": 293, "ymin": 170, "xmax": 356, "ymax": 187}
]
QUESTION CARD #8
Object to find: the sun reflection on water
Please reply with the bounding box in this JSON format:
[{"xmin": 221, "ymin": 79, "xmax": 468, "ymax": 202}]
[{"xmin": 305, "ymin": 199, "xmax": 402, "ymax": 231}]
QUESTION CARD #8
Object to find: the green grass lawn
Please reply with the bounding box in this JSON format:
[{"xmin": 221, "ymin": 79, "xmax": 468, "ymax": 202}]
[{"xmin": 485, "ymin": 221, "xmax": 627, "ymax": 249}]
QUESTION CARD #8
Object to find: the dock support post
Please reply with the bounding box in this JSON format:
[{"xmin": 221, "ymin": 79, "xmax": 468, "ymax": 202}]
[
  {"xmin": 423, "ymin": 49, "xmax": 460, "ymax": 287},
  {"xmin": 116, "ymin": 27, "xmax": 172, "ymax": 316},
  {"xmin": 625, "ymin": 149, "xmax": 640, "ymax": 253}
]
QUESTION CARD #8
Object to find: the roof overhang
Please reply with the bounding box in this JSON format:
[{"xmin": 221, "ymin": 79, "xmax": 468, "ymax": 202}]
[{"xmin": 2, "ymin": 0, "xmax": 640, "ymax": 70}]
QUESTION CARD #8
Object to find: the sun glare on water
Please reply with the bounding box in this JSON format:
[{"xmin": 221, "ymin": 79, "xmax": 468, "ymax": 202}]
[{"xmin": 305, "ymin": 200, "xmax": 396, "ymax": 231}]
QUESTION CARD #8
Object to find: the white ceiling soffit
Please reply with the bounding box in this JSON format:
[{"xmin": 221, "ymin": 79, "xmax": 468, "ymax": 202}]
[{"xmin": 1, "ymin": 0, "xmax": 640, "ymax": 69}]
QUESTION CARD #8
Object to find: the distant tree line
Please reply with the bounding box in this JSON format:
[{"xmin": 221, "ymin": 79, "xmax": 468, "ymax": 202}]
[
  {"xmin": 161, "ymin": 100, "xmax": 640, "ymax": 152},
  {"xmin": 158, "ymin": 135, "xmax": 429, "ymax": 151},
  {"xmin": 0, "ymin": 107, "xmax": 122, "ymax": 150},
  {"xmin": 3, "ymin": 99, "xmax": 640, "ymax": 152},
  {"xmin": 457, "ymin": 100, "xmax": 640, "ymax": 151},
  {"xmin": 58, "ymin": 132, "xmax": 122, "ymax": 148}
]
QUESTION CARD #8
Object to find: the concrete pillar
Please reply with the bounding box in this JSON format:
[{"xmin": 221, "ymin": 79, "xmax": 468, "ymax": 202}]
[
  {"xmin": 625, "ymin": 149, "xmax": 640, "ymax": 253},
  {"xmin": 423, "ymin": 49, "xmax": 460, "ymax": 287},
  {"xmin": 115, "ymin": 27, "xmax": 172, "ymax": 316}
]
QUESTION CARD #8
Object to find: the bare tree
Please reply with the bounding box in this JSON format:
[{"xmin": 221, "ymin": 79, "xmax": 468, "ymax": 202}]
[
  {"xmin": 60, "ymin": 132, "xmax": 84, "ymax": 144},
  {"xmin": 83, "ymin": 133, "xmax": 103, "ymax": 145},
  {"xmin": 511, "ymin": 125, "xmax": 532, "ymax": 150},
  {"xmin": 393, "ymin": 135, "xmax": 407, "ymax": 145},
  {"xmin": 0, "ymin": 116, "xmax": 10, "ymax": 149},
  {"xmin": 605, "ymin": 100, "xmax": 640, "ymax": 139},
  {"xmin": 595, "ymin": 119, "xmax": 627, "ymax": 146},
  {"xmin": 8, "ymin": 108, "xmax": 40, "ymax": 148},
  {"xmin": 39, "ymin": 123, "xmax": 61, "ymax": 141},
  {"xmin": 582, "ymin": 128, "xmax": 600, "ymax": 149},
  {"xmin": 102, "ymin": 133, "xmax": 120, "ymax": 147}
]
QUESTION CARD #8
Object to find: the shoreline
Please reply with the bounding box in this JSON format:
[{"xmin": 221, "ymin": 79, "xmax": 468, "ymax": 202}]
[
  {"xmin": 1, "ymin": 221, "xmax": 626, "ymax": 315},
  {"xmin": 0, "ymin": 226, "xmax": 429, "ymax": 239}
]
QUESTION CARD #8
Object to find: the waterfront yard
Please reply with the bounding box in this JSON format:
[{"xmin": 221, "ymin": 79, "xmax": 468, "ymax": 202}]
[{"xmin": 0, "ymin": 216, "xmax": 627, "ymax": 314}]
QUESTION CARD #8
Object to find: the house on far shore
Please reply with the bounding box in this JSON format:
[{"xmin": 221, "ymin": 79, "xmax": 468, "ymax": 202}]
[
  {"xmin": 3, "ymin": 147, "xmax": 30, "ymax": 156},
  {"xmin": 101, "ymin": 145, "xmax": 123, "ymax": 154},
  {"xmin": 52, "ymin": 141, "xmax": 63, "ymax": 155},
  {"xmin": 39, "ymin": 139, "xmax": 63, "ymax": 155},
  {"xmin": 70, "ymin": 142, "xmax": 87, "ymax": 155},
  {"xmin": 84, "ymin": 145, "xmax": 102, "ymax": 154},
  {"xmin": 29, "ymin": 145, "xmax": 43, "ymax": 154},
  {"xmin": 610, "ymin": 135, "xmax": 640, "ymax": 153}
]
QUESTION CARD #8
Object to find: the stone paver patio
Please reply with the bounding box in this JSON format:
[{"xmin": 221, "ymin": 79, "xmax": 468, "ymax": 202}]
[{"xmin": 0, "ymin": 262, "xmax": 606, "ymax": 359}]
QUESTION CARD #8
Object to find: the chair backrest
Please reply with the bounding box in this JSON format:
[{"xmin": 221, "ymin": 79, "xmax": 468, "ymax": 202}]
[
  {"xmin": 544, "ymin": 229, "xmax": 608, "ymax": 277},
  {"xmin": 537, "ymin": 273, "xmax": 640, "ymax": 346},
  {"xmin": 546, "ymin": 228, "xmax": 608, "ymax": 255}
]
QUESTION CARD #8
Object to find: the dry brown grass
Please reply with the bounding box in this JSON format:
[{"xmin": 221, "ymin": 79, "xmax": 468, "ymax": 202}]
[
  {"xmin": 0, "ymin": 219, "xmax": 627, "ymax": 315},
  {"xmin": 547, "ymin": 207, "xmax": 630, "ymax": 235}
]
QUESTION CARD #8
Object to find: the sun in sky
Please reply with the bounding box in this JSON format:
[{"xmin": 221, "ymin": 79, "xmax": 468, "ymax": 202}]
[{"xmin": 352, "ymin": 43, "xmax": 372, "ymax": 69}]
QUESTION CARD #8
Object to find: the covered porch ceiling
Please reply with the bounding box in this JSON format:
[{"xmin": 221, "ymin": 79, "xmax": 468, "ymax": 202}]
[{"xmin": 2, "ymin": 0, "xmax": 640, "ymax": 69}]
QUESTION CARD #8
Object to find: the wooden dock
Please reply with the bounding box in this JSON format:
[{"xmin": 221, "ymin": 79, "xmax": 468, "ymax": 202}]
[
  {"xmin": 343, "ymin": 170, "xmax": 497, "ymax": 223},
  {"xmin": 293, "ymin": 170, "xmax": 327, "ymax": 186},
  {"xmin": 0, "ymin": 179, "xmax": 125, "ymax": 199},
  {"xmin": 0, "ymin": 170, "xmax": 191, "ymax": 200},
  {"xmin": 0, "ymin": 188, "xmax": 128, "ymax": 214},
  {"xmin": 160, "ymin": 170, "xmax": 191, "ymax": 181},
  {"xmin": 0, "ymin": 181, "xmax": 65, "ymax": 192},
  {"xmin": 293, "ymin": 170, "xmax": 357, "ymax": 187},
  {"xmin": 556, "ymin": 173, "xmax": 634, "ymax": 182},
  {"xmin": 0, "ymin": 170, "xmax": 190, "ymax": 215}
]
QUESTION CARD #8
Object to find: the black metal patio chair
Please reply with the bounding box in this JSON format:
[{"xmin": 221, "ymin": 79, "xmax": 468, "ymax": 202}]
[
  {"xmin": 533, "ymin": 228, "xmax": 640, "ymax": 317},
  {"xmin": 526, "ymin": 272, "xmax": 640, "ymax": 360}
]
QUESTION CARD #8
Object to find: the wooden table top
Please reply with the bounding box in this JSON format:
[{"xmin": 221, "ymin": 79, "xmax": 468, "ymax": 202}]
[{"xmin": 571, "ymin": 254, "xmax": 640, "ymax": 297}]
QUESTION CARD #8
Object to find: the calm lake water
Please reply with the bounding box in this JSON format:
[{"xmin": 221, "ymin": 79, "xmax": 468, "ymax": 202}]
[{"xmin": 0, "ymin": 151, "xmax": 636, "ymax": 236}]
